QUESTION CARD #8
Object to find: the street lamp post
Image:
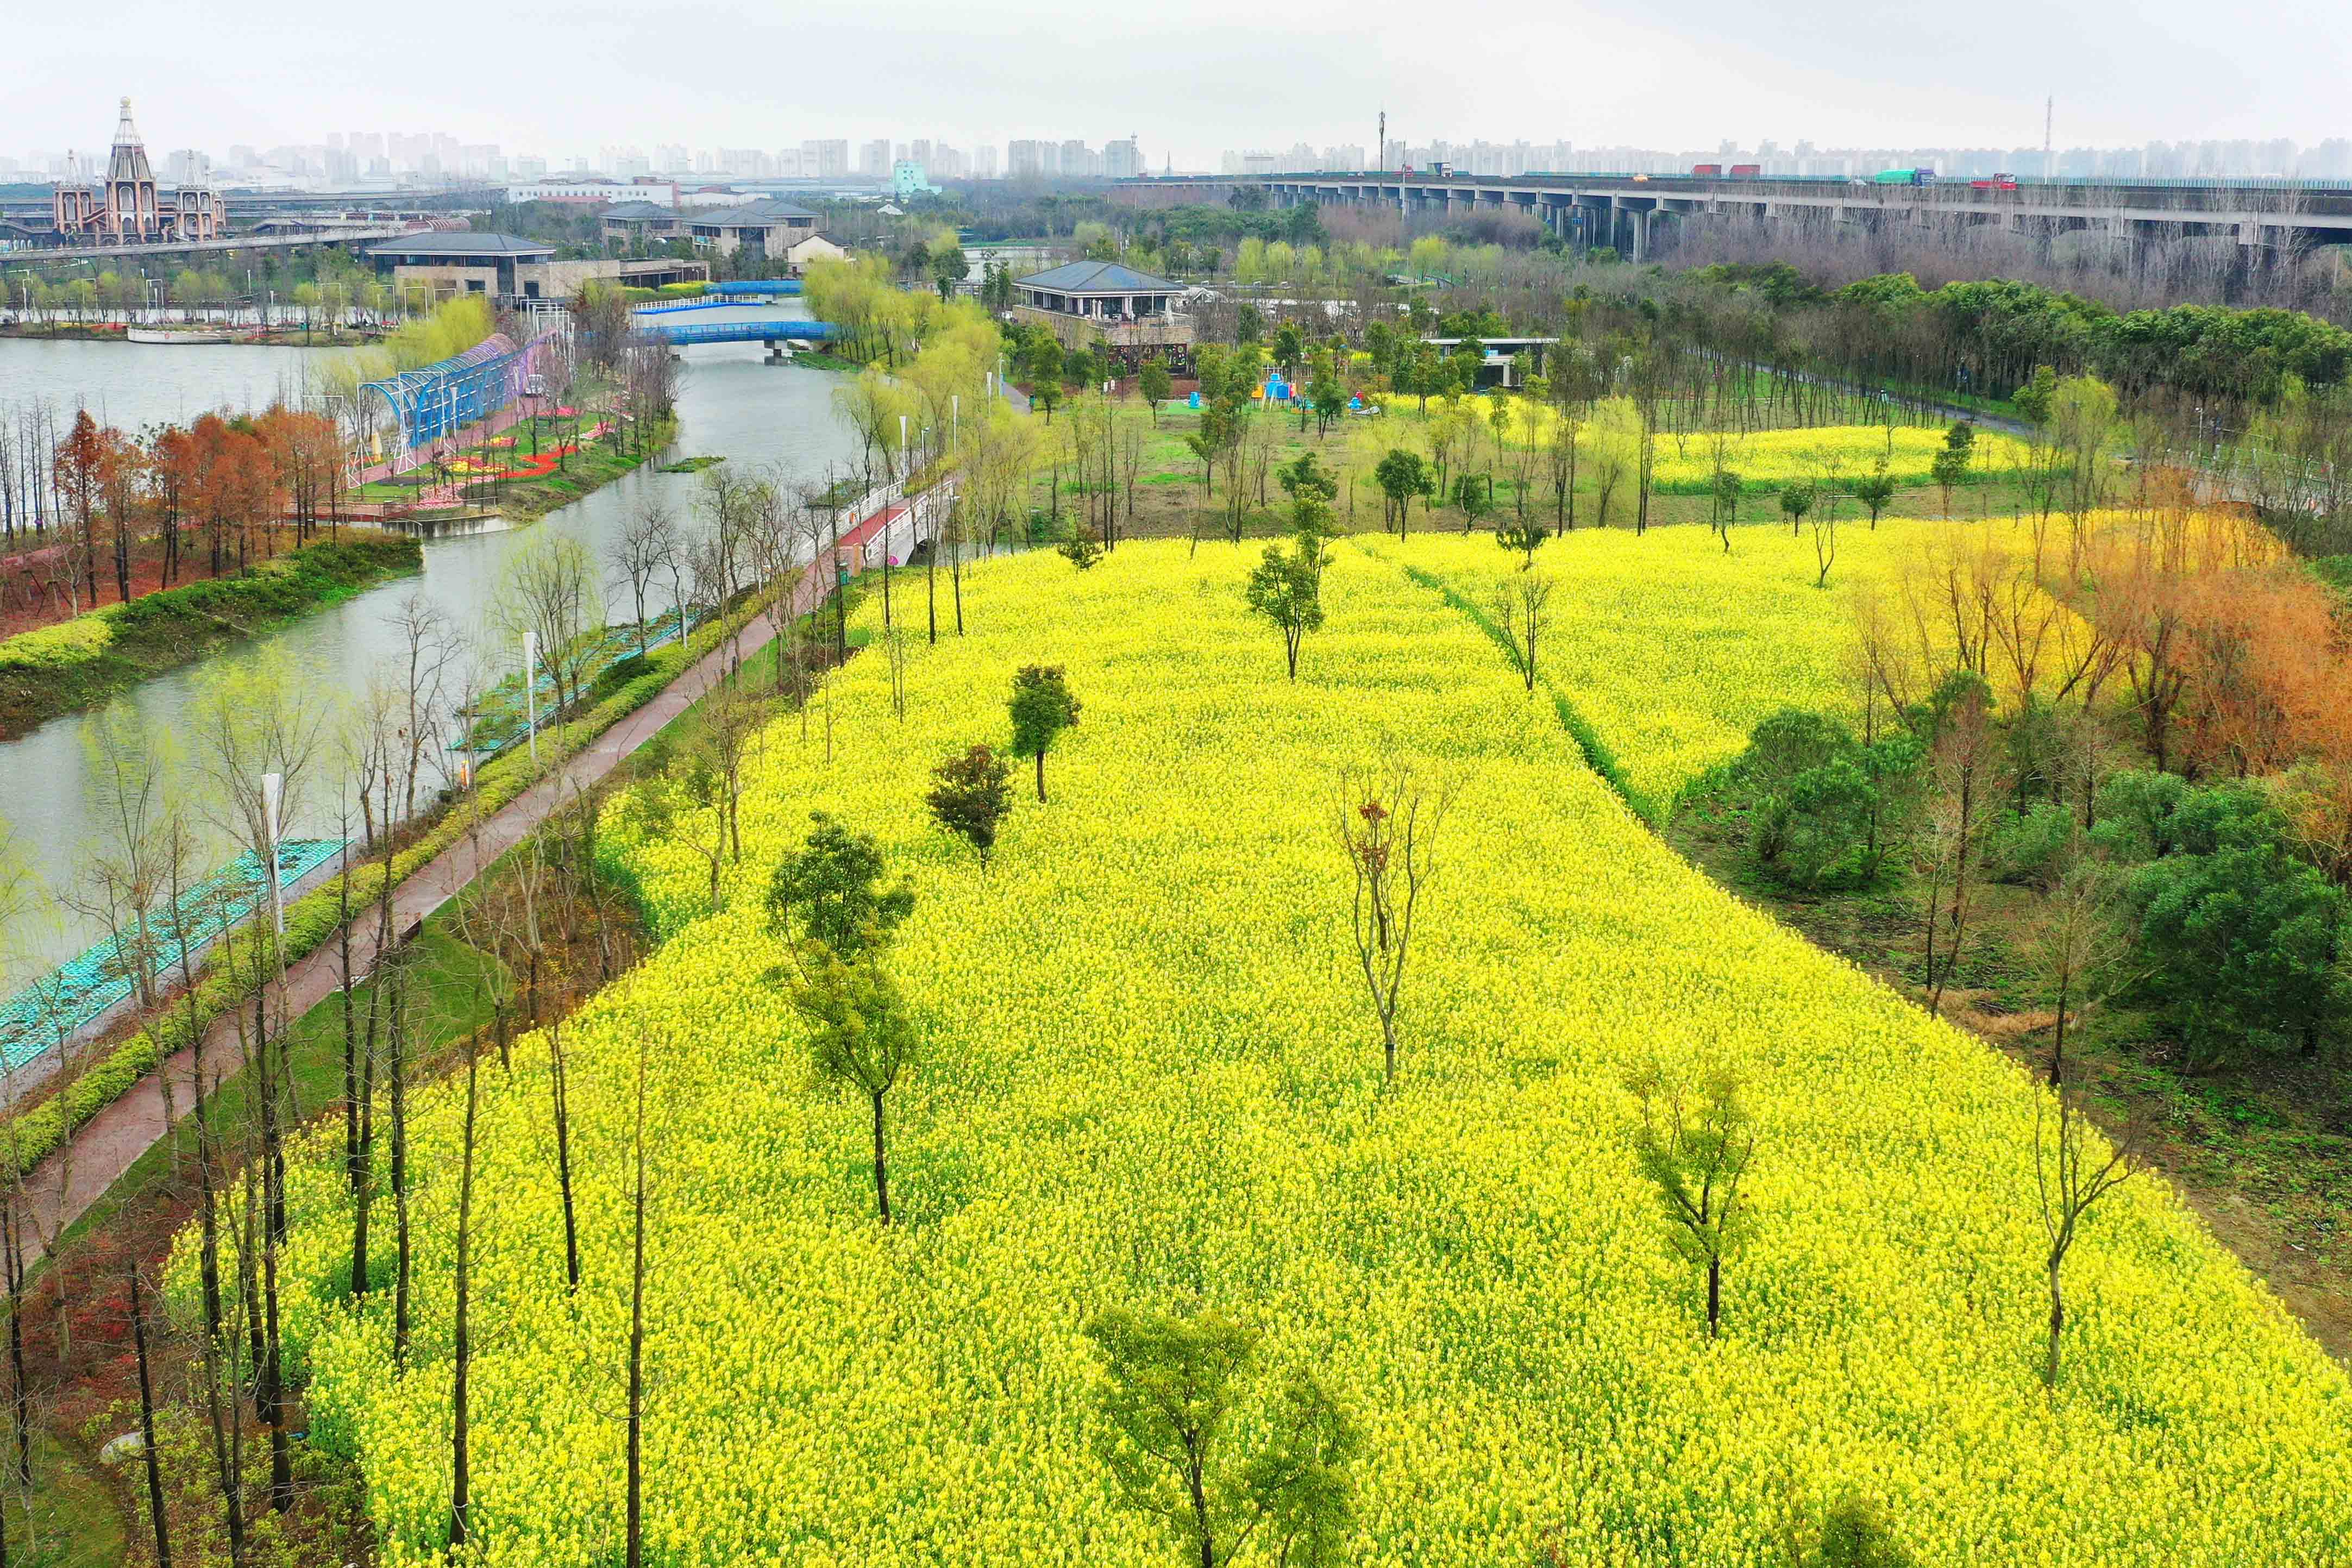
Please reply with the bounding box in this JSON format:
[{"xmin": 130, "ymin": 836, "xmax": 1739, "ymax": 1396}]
[
  {"xmin": 261, "ymin": 771, "xmax": 285, "ymax": 938},
  {"xmin": 523, "ymin": 630, "xmax": 540, "ymax": 767}
]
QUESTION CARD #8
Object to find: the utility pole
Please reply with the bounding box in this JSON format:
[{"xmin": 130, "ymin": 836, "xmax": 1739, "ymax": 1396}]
[
  {"xmin": 2044, "ymin": 96, "xmax": 2053, "ymax": 179},
  {"xmin": 1378, "ymin": 109, "xmax": 1385, "ymax": 176}
]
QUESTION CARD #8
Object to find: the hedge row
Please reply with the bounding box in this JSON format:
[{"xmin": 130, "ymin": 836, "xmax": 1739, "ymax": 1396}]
[{"xmin": 0, "ymin": 590, "xmax": 771, "ymax": 1186}]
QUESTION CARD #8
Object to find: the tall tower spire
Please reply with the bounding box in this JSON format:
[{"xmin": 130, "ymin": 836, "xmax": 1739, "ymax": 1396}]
[{"xmin": 102, "ymin": 95, "xmax": 159, "ymax": 239}]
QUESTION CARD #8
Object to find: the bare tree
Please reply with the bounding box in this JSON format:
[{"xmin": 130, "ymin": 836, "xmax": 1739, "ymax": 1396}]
[
  {"xmin": 490, "ymin": 532, "xmax": 606, "ymax": 724},
  {"xmin": 1491, "ymin": 573, "xmax": 1553, "ymax": 696},
  {"xmin": 1333, "ymin": 765, "xmax": 1451, "ymax": 1084},
  {"xmin": 1918, "ymin": 680, "xmax": 2006, "ymax": 1013},
  {"xmin": 2035, "ymin": 1086, "xmax": 2139, "ymax": 1388},
  {"xmin": 611, "ymin": 500, "xmax": 675, "ymax": 652}
]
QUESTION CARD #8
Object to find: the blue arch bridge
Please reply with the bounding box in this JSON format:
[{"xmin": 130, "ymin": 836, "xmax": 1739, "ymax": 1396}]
[{"xmin": 639, "ymin": 316, "xmax": 840, "ymax": 362}]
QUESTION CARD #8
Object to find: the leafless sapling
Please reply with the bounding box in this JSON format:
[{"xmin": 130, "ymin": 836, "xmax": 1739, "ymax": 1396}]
[{"xmin": 1333, "ymin": 766, "xmax": 1451, "ymax": 1084}]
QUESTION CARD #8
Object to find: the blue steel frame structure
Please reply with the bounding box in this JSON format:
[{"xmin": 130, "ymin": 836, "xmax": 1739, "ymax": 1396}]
[{"xmin": 360, "ymin": 330, "xmax": 559, "ymax": 455}]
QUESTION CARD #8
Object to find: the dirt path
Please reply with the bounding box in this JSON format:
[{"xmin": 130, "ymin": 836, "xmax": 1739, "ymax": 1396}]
[{"xmin": 14, "ymin": 491, "xmax": 914, "ymax": 1272}]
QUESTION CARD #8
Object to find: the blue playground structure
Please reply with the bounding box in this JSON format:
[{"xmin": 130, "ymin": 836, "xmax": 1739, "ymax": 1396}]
[{"xmin": 0, "ymin": 838, "xmax": 348, "ymax": 1071}]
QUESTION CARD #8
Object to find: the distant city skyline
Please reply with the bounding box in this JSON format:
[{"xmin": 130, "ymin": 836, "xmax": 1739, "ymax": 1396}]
[
  {"xmin": 10, "ymin": 116, "xmax": 2352, "ymax": 192},
  {"xmin": 3, "ymin": 0, "xmax": 2346, "ymax": 178}
]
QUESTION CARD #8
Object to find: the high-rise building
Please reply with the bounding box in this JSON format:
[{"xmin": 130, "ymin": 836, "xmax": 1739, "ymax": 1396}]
[
  {"xmin": 814, "ymin": 139, "xmax": 850, "ymax": 179},
  {"xmin": 1008, "ymin": 139, "xmax": 1045, "ymax": 179},
  {"xmin": 1103, "ymin": 136, "xmax": 1141, "ymax": 179},
  {"xmin": 860, "ymin": 138, "xmax": 891, "ymax": 178},
  {"xmin": 975, "ymin": 143, "xmax": 999, "ymax": 179},
  {"xmin": 1060, "ymin": 139, "xmax": 1096, "ymax": 178}
]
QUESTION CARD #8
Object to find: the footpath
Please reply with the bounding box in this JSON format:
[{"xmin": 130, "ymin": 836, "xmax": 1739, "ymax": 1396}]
[{"xmin": 14, "ymin": 488, "xmax": 924, "ymax": 1272}]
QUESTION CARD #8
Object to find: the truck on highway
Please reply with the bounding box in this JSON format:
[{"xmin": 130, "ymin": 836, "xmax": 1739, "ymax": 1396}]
[
  {"xmin": 1729, "ymin": 163, "xmax": 1761, "ymax": 177},
  {"xmin": 1691, "ymin": 162, "xmax": 1723, "ymax": 177},
  {"xmin": 1874, "ymin": 168, "xmax": 1937, "ymax": 185}
]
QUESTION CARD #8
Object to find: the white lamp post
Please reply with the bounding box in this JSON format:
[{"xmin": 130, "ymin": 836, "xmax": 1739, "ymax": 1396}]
[
  {"xmin": 261, "ymin": 770, "xmax": 285, "ymax": 937},
  {"xmin": 523, "ymin": 630, "xmax": 540, "ymax": 767}
]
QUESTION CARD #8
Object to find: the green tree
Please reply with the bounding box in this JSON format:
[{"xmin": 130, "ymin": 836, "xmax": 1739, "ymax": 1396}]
[
  {"xmin": 1403, "ymin": 343, "xmax": 1444, "ymax": 412},
  {"xmin": 767, "ymin": 812, "xmax": 914, "ymax": 957},
  {"xmin": 1235, "ymin": 303, "xmax": 1263, "ymax": 347},
  {"xmin": 1060, "ymin": 520, "xmax": 1105, "ymax": 571},
  {"xmin": 1847, "ymin": 461, "xmax": 1897, "ymax": 529},
  {"xmin": 1789, "ymin": 1491, "xmax": 1920, "ymax": 1568},
  {"xmin": 1244, "ymin": 536, "xmax": 1325, "ymax": 679},
  {"xmin": 1084, "ymin": 1307, "xmax": 1356, "ymax": 1568},
  {"xmin": 1025, "ymin": 335, "xmax": 1065, "ymax": 423},
  {"xmin": 1139, "ymin": 359, "xmax": 1173, "ymax": 422},
  {"xmin": 1929, "ymin": 424, "xmax": 1974, "ymax": 513},
  {"xmin": 931, "ymin": 244, "xmax": 969, "ymax": 302},
  {"xmin": 781, "ymin": 942, "xmax": 919, "ymax": 1224},
  {"xmin": 1628, "ymin": 1064, "xmax": 1757, "ymax": 1339},
  {"xmin": 1008, "ymin": 664, "xmax": 1082, "ymax": 802},
  {"xmin": 1271, "ymin": 321, "xmax": 1306, "ymax": 382},
  {"xmin": 926, "ymin": 743, "xmax": 1015, "ymax": 866},
  {"xmin": 1276, "ymin": 450, "xmax": 1338, "ymax": 546},
  {"xmin": 1495, "ymin": 512, "xmax": 1547, "ymax": 568},
  {"xmin": 1306, "ymin": 351, "xmax": 1347, "ymax": 437},
  {"xmin": 1778, "ymin": 480, "xmax": 1816, "ymax": 537},
  {"xmin": 2012, "ymin": 365, "xmax": 2059, "ymax": 429},
  {"xmin": 1372, "ymin": 449, "xmax": 1434, "ymax": 535},
  {"xmin": 1709, "ymin": 467, "xmax": 1743, "ymax": 551},
  {"xmin": 2102, "ymin": 777, "xmax": 2347, "ymax": 1065},
  {"xmin": 1452, "ymin": 471, "xmax": 1494, "ymax": 535}
]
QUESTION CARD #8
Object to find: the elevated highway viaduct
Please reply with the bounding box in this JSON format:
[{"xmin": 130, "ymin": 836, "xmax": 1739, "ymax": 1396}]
[{"xmin": 1116, "ymin": 173, "xmax": 2352, "ymax": 262}]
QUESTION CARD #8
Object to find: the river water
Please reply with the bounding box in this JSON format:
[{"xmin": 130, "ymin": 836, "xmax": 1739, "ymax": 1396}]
[{"xmin": 0, "ymin": 305, "xmax": 859, "ymax": 968}]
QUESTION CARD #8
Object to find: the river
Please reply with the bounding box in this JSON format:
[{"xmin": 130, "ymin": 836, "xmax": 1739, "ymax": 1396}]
[{"xmin": 0, "ymin": 304, "xmax": 860, "ymax": 969}]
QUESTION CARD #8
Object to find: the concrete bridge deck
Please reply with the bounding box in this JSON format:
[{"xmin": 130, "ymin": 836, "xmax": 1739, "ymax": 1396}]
[{"xmin": 1120, "ymin": 172, "xmax": 2352, "ymax": 260}]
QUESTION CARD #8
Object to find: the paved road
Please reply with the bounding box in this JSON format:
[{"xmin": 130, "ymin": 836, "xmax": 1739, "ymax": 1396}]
[{"xmin": 15, "ymin": 493, "xmax": 910, "ymax": 1272}]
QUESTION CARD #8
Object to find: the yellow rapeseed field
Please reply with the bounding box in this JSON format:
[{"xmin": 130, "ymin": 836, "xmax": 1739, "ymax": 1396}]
[
  {"xmin": 1380, "ymin": 523, "xmax": 1927, "ymax": 809},
  {"xmin": 202, "ymin": 539, "xmax": 2352, "ymax": 1567}
]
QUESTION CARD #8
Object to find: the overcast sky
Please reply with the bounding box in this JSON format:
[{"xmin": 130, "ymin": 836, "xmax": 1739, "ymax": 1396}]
[{"xmin": 11, "ymin": 0, "xmax": 2347, "ymax": 167}]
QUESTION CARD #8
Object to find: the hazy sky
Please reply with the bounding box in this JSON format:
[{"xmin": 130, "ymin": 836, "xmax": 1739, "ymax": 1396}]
[{"xmin": 11, "ymin": 0, "xmax": 2347, "ymax": 167}]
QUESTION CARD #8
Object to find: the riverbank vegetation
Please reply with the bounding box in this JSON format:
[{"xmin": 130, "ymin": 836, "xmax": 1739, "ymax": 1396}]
[
  {"xmin": 0, "ymin": 532, "xmax": 418, "ymax": 739},
  {"xmin": 0, "ymin": 551, "xmax": 876, "ymax": 1565}
]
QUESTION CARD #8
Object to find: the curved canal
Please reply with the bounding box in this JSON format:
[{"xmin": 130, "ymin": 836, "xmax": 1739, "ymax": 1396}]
[{"xmin": 0, "ymin": 306, "xmax": 860, "ymax": 968}]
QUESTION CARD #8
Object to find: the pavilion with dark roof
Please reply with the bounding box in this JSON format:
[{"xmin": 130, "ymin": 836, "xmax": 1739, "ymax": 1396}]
[
  {"xmin": 1010, "ymin": 260, "xmax": 1194, "ymax": 371},
  {"xmin": 1013, "ymin": 260, "xmax": 1184, "ymax": 323}
]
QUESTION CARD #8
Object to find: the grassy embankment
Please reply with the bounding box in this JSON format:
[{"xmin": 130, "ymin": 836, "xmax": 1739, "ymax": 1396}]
[{"xmin": 0, "ymin": 533, "xmax": 420, "ymax": 741}]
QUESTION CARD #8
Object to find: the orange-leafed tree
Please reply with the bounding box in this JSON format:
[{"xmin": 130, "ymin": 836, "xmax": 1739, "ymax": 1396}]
[
  {"xmin": 52, "ymin": 410, "xmax": 106, "ymax": 614},
  {"xmin": 149, "ymin": 424, "xmax": 198, "ymax": 585}
]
